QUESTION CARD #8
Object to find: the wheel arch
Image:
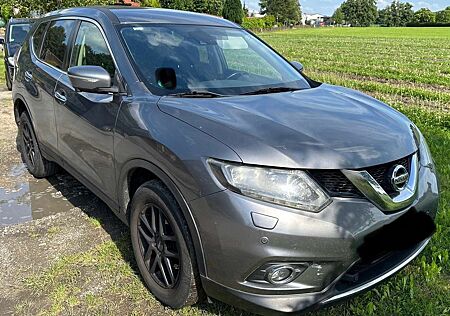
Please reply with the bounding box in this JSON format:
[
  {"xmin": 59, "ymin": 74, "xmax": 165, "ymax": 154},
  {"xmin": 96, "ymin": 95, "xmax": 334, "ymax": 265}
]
[
  {"xmin": 118, "ymin": 158, "xmax": 207, "ymax": 277},
  {"xmin": 14, "ymin": 95, "xmax": 31, "ymax": 124},
  {"xmin": 13, "ymin": 94, "xmax": 42, "ymax": 146},
  {"xmin": 13, "ymin": 93, "xmax": 33, "ymax": 126}
]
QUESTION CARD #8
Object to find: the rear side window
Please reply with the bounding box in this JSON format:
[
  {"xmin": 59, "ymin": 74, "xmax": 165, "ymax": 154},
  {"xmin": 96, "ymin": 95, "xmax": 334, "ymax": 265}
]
[
  {"xmin": 9, "ymin": 24, "xmax": 32, "ymax": 43},
  {"xmin": 32, "ymin": 22, "xmax": 48, "ymax": 57},
  {"xmin": 70, "ymin": 21, "xmax": 115, "ymax": 77},
  {"xmin": 41, "ymin": 20, "xmax": 76, "ymax": 70}
]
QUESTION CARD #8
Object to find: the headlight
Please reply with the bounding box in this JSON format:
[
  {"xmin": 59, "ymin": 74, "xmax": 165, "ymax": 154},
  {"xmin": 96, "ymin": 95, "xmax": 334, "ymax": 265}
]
[
  {"xmin": 209, "ymin": 159, "xmax": 331, "ymax": 212},
  {"xmin": 7, "ymin": 56, "xmax": 15, "ymax": 66},
  {"xmin": 412, "ymin": 124, "xmax": 434, "ymax": 169},
  {"xmin": 418, "ymin": 130, "xmax": 434, "ymax": 169}
]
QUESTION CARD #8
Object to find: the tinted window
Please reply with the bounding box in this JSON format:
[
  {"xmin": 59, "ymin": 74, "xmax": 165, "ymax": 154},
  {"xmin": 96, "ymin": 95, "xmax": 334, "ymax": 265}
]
[
  {"xmin": 9, "ymin": 24, "xmax": 32, "ymax": 44},
  {"xmin": 32, "ymin": 22, "xmax": 48, "ymax": 56},
  {"xmin": 222, "ymin": 39, "xmax": 282, "ymax": 80},
  {"xmin": 41, "ymin": 20, "xmax": 76, "ymax": 70},
  {"xmin": 120, "ymin": 25, "xmax": 310, "ymax": 96},
  {"xmin": 70, "ymin": 22, "xmax": 115, "ymax": 77}
]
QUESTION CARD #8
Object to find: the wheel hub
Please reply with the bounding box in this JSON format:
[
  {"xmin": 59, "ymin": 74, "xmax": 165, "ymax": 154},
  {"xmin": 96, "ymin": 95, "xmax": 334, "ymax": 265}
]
[{"xmin": 155, "ymin": 236, "xmax": 164, "ymax": 252}]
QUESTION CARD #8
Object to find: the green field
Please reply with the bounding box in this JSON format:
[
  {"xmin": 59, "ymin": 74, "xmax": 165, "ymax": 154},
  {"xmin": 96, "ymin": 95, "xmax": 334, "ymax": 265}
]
[
  {"xmin": 2, "ymin": 27, "xmax": 450, "ymax": 315},
  {"xmin": 257, "ymin": 27, "xmax": 450, "ymax": 316}
]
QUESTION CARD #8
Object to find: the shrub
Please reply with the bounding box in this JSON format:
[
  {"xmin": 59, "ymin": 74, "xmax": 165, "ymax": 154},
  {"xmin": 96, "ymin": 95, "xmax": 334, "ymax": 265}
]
[{"xmin": 242, "ymin": 15, "xmax": 276, "ymax": 30}]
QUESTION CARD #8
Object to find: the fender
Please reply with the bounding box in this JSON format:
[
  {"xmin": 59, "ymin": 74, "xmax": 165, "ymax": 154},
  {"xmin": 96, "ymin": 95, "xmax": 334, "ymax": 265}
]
[
  {"xmin": 12, "ymin": 92, "xmax": 59, "ymax": 163},
  {"xmin": 118, "ymin": 158, "xmax": 207, "ymax": 277},
  {"xmin": 13, "ymin": 92, "xmax": 33, "ymax": 125}
]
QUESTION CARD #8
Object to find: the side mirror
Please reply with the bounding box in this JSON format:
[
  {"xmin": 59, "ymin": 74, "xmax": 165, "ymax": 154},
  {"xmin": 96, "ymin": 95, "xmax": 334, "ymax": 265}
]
[
  {"xmin": 155, "ymin": 67, "xmax": 177, "ymax": 90},
  {"xmin": 68, "ymin": 66, "xmax": 115, "ymax": 93},
  {"xmin": 291, "ymin": 61, "xmax": 304, "ymax": 73}
]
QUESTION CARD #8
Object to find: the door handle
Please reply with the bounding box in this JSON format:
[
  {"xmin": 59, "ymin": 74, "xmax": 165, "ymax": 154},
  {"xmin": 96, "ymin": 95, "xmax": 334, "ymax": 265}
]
[
  {"xmin": 24, "ymin": 71, "xmax": 33, "ymax": 82},
  {"xmin": 54, "ymin": 90, "xmax": 67, "ymax": 104}
]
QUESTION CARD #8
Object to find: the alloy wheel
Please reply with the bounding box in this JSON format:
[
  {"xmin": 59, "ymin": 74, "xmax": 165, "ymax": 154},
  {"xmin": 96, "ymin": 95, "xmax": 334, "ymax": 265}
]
[
  {"xmin": 22, "ymin": 121, "xmax": 35, "ymax": 167},
  {"xmin": 137, "ymin": 204, "xmax": 181, "ymax": 289}
]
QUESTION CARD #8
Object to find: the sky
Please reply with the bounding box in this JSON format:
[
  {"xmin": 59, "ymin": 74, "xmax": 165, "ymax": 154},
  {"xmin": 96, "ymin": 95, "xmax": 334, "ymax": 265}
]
[{"xmin": 244, "ymin": 0, "xmax": 450, "ymax": 16}]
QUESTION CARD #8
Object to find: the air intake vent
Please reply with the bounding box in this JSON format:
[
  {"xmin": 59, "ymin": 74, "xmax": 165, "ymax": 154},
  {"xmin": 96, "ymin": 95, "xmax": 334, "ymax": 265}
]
[
  {"xmin": 308, "ymin": 170, "xmax": 362, "ymax": 198},
  {"xmin": 309, "ymin": 154, "xmax": 413, "ymax": 199}
]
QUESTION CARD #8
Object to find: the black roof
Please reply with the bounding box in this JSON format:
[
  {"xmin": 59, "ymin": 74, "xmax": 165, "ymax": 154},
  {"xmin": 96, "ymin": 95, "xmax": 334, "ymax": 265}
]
[{"xmin": 44, "ymin": 6, "xmax": 239, "ymax": 28}]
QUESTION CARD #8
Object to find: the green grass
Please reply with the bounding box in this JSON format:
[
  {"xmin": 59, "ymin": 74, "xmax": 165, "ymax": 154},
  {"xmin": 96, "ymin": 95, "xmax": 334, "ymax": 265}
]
[
  {"xmin": 260, "ymin": 27, "xmax": 450, "ymax": 96},
  {"xmin": 23, "ymin": 237, "xmax": 161, "ymax": 316},
  {"xmin": 12, "ymin": 27, "xmax": 450, "ymax": 315},
  {"xmin": 257, "ymin": 26, "xmax": 450, "ymax": 316}
]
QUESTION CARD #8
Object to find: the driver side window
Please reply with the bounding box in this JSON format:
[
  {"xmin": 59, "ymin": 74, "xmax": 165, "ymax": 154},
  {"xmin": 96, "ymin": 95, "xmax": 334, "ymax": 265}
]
[
  {"xmin": 220, "ymin": 37, "xmax": 282, "ymax": 80},
  {"xmin": 70, "ymin": 21, "xmax": 115, "ymax": 78}
]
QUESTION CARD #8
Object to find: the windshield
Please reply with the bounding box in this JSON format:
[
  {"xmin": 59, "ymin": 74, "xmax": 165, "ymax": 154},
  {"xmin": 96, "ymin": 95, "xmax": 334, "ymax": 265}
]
[
  {"xmin": 120, "ymin": 25, "xmax": 310, "ymax": 96},
  {"xmin": 9, "ymin": 23, "xmax": 32, "ymax": 44}
]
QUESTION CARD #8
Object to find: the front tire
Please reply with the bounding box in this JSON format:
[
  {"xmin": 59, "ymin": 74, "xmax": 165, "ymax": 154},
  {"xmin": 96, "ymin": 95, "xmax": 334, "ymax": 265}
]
[
  {"xmin": 18, "ymin": 112, "xmax": 57, "ymax": 178},
  {"xmin": 130, "ymin": 180, "xmax": 203, "ymax": 308}
]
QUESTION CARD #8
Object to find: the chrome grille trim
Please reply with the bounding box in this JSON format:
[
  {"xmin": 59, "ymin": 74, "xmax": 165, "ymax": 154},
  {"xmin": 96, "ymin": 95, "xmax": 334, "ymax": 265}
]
[{"xmin": 342, "ymin": 153, "xmax": 418, "ymax": 212}]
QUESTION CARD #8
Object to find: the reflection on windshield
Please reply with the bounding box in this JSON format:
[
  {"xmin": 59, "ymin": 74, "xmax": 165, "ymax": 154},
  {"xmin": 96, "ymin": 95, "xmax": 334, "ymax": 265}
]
[
  {"xmin": 120, "ymin": 25, "xmax": 310, "ymax": 96},
  {"xmin": 9, "ymin": 23, "xmax": 32, "ymax": 44}
]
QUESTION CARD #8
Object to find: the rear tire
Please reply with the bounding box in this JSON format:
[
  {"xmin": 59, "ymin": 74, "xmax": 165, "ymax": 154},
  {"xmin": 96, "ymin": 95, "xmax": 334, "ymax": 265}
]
[
  {"xmin": 6, "ymin": 70, "xmax": 12, "ymax": 91},
  {"xmin": 129, "ymin": 180, "xmax": 203, "ymax": 308},
  {"xmin": 18, "ymin": 112, "xmax": 58, "ymax": 178}
]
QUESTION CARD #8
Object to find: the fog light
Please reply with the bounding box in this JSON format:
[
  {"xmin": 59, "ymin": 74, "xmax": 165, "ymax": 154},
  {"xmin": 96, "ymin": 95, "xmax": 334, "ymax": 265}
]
[{"xmin": 266, "ymin": 265, "xmax": 297, "ymax": 284}]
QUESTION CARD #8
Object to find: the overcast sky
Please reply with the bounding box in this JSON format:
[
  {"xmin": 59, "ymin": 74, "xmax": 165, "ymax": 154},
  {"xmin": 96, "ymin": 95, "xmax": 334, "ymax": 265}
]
[{"xmin": 244, "ymin": 0, "xmax": 450, "ymax": 16}]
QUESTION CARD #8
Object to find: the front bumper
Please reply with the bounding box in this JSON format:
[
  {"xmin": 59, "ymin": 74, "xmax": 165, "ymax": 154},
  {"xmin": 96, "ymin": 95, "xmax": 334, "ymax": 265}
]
[
  {"xmin": 201, "ymin": 238, "xmax": 429, "ymax": 315},
  {"xmin": 189, "ymin": 164, "xmax": 439, "ymax": 314}
]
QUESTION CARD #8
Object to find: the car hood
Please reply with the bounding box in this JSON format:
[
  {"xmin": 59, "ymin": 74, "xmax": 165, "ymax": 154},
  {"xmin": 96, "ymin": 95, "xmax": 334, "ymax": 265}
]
[{"xmin": 157, "ymin": 84, "xmax": 418, "ymax": 169}]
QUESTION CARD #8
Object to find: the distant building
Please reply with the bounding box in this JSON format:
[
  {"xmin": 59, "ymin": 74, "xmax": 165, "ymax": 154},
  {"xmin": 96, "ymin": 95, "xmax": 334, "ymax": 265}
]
[
  {"xmin": 248, "ymin": 9, "xmax": 266, "ymax": 18},
  {"xmin": 302, "ymin": 13, "xmax": 332, "ymax": 26}
]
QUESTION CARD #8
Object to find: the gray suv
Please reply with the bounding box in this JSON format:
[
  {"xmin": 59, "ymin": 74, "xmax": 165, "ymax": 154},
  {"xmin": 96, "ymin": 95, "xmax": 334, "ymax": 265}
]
[
  {"xmin": 3, "ymin": 18, "xmax": 34, "ymax": 90},
  {"xmin": 13, "ymin": 7, "xmax": 439, "ymax": 315}
]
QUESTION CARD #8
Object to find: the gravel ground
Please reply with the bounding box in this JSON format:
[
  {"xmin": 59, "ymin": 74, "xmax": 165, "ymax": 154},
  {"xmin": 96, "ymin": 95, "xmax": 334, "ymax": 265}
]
[
  {"xmin": 0, "ymin": 87, "xmax": 147, "ymax": 315},
  {"xmin": 0, "ymin": 87, "xmax": 235, "ymax": 316}
]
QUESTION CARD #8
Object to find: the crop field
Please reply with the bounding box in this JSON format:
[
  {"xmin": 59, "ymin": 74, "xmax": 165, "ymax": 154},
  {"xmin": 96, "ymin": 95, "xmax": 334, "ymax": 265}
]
[
  {"xmin": 0, "ymin": 27, "xmax": 449, "ymax": 316},
  {"xmin": 259, "ymin": 27, "xmax": 450, "ymax": 316},
  {"xmin": 261, "ymin": 27, "xmax": 450, "ymax": 113}
]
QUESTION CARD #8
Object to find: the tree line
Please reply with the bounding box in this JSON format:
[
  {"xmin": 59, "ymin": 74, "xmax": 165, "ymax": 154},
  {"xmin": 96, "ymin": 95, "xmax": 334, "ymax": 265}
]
[
  {"xmin": 0, "ymin": 0, "xmax": 247, "ymax": 24},
  {"xmin": 332, "ymin": 0, "xmax": 450, "ymax": 27},
  {"xmin": 1, "ymin": 0, "xmax": 448, "ymax": 28},
  {"xmin": 0, "ymin": 0, "xmax": 302, "ymax": 28}
]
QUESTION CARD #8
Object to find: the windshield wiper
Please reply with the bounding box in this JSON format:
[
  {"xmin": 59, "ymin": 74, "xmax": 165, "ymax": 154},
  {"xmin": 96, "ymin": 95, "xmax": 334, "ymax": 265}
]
[
  {"xmin": 168, "ymin": 91, "xmax": 226, "ymax": 98},
  {"xmin": 240, "ymin": 87, "xmax": 300, "ymax": 96}
]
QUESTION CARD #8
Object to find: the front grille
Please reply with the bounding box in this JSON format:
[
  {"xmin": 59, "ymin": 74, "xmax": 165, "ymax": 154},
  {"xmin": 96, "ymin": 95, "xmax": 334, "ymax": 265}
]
[
  {"xmin": 309, "ymin": 170, "xmax": 362, "ymax": 198},
  {"xmin": 309, "ymin": 154, "xmax": 413, "ymax": 199},
  {"xmin": 365, "ymin": 156, "xmax": 411, "ymax": 197}
]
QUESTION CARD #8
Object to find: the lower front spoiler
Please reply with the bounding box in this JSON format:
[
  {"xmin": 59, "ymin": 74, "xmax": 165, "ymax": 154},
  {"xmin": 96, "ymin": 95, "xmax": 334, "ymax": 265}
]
[{"xmin": 202, "ymin": 238, "xmax": 430, "ymax": 315}]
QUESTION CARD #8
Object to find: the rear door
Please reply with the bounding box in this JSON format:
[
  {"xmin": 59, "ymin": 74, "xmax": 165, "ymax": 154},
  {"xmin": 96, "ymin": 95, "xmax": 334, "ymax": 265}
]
[
  {"xmin": 23, "ymin": 19, "xmax": 76, "ymax": 151},
  {"xmin": 54, "ymin": 20, "xmax": 122, "ymax": 201}
]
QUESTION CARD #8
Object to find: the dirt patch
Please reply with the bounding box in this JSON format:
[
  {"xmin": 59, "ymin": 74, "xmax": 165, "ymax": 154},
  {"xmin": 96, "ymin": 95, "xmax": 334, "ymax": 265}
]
[
  {"xmin": 319, "ymin": 71, "xmax": 450, "ymax": 95},
  {"xmin": 0, "ymin": 87, "xmax": 21, "ymax": 178},
  {"xmin": 0, "ymin": 87, "xmax": 134, "ymax": 314},
  {"xmin": 368, "ymin": 91, "xmax": 450, "ymax": 113},
  {"xmin": 0, "ymin": 86, "xmax": 233, "ymax": 316}
]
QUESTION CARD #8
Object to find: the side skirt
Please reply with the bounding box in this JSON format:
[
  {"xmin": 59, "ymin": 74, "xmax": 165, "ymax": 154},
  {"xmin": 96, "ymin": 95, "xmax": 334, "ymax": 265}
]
[{"xmin": 40, "ymin": 144, "xmax": 127, "ymax": 225}]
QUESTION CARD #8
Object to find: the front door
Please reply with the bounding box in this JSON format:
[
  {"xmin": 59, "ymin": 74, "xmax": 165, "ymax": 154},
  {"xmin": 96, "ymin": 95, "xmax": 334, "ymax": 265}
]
[
  {"xmin": 54, "ymin": 21, "xmax": 121, "ymax": 200},
  {"xmin": 24, "ymin": 20, "xmax": 77, "ymax": 151}
]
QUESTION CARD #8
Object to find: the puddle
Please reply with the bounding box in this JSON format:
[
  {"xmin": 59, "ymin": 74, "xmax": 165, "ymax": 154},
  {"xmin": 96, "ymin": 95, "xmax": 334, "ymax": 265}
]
[{"xmin": 0, "ymin": 164, "xmax": 96, "ymax": 226}]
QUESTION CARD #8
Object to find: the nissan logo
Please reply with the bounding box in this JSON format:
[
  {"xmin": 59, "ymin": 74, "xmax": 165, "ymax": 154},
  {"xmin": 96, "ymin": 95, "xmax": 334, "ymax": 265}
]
[{"xmin": 391, "ymin": 165, "xmax": 409, "ymax": 191}]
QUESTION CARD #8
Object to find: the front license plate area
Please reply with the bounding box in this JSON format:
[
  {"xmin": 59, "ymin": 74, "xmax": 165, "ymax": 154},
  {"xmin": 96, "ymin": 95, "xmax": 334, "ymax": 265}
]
[{"xmin": 357, "ymin": 209, "xmax": 436, "ymax": 262}]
